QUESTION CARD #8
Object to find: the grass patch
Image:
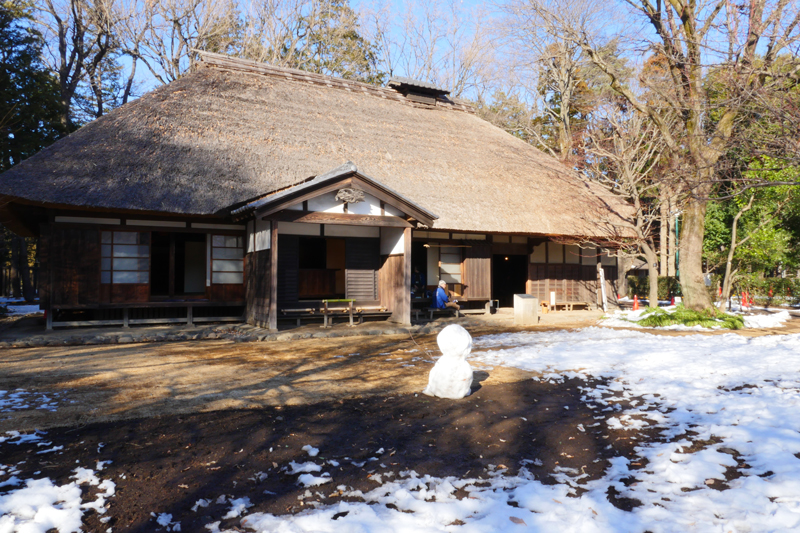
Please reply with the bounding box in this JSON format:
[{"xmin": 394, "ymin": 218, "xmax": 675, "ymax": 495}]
[{"xmin": 636, "ymin": 305, "xmax": 744, "ymax": 330}]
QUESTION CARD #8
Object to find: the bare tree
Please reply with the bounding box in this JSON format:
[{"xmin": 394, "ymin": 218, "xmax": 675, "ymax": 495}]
[
  {"xmin": 236, "ymin": 0, "xmax": 309, "ymax": 67},
  {"xmin": 499, "ymin": 0, "xmax": 607, "ymax": 160},
  {"xmin": 512, "ymin": 0, "xmax": 800, "ymax": 310},
  {"xmin": 583, "ymin": 106, "xmax": 671, "ymax": 307},
  {"xmin": 362, "ymin": 0, "xmax": 498, "ymax": 99},
  {"xmin": 236, "ymin": 0, "xmax": 383, "ymax": 83},
  {"xmin": 33, "ymin": 0, "xmax": 117, "ymax": 128},
  {"xmin": 116, "ymin": 0, "xmax": 237, "ymax": 85}
]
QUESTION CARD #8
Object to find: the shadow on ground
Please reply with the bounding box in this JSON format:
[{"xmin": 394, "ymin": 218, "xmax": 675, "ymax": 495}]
[{"xmin": 0, "ymin": 375, "xmax": 662, "ymax": 532}]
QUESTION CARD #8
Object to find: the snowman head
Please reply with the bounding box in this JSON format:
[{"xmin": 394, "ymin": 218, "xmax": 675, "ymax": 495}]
[{"xmin": 436, "ymin": 324, "xmax": 473, "ymax": 361}]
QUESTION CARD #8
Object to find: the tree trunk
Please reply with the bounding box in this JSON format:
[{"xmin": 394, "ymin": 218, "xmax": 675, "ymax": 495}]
[
  {"xmin": 617, "ymin": 256, "xmax": 630, "ymax": 298},
  {"xmin": 659, "ymin": 199, "xmax": 668, "ymax": 276},
  {"xmin": 642, "ymin": 245, "xmax": 659, "ymax": 308},
  {"xmin": 678, "ymin": 198, "xmax": 712, "ymax": 310},
  {"xmin": 9, "ymin": 236, "xmax": 21, "ymax": 298},
  {"xmin": 720, "ymin": 196, "xmax": 754, "ymax": 306},
  {"xmin": 668, "ymin": 197, "xmax": 676, "ymax": 276},
  {"xmin": 19, "ymin": 237, "xmax": 34, "ymax": 302}
]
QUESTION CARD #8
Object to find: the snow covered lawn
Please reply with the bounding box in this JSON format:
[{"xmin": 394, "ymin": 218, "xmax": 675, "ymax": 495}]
[
  {"xmin": 600, "ymin": 306, "xmax": 791, "ymax": 330},
  {"xmin": 231, "ymin": 328, "xmax": 800, "ymax": 532},
  {"xmin": 0, "ymin": 298, "xmax": 41, "ymax": 317}
]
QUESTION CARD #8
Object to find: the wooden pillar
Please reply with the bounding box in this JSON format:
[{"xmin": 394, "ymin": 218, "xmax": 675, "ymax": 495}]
[
  {"xmin": 268, "ymin": 221, "xmax": 278, "ymax": 331},
  {"xmin": 398, "ymin": 227, "xmax": 412, "ymax": 325},
  {"xmin": 168, "ymin": 233, "xmax": 175, "ymax": 296}
]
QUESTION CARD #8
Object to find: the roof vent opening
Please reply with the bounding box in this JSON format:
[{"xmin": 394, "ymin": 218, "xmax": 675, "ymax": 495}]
[{"xmin": 388, "ymin": 77, "xmax": 450, "ymax": 105}]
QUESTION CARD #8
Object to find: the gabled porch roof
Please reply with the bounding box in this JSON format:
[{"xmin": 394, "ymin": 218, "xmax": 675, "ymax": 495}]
[{"xmin": 231, "ymin": 162, "xmax": 438, "ymax": 228}]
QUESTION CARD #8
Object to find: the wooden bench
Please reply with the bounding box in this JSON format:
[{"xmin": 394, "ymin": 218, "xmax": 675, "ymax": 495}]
[
  {"xmin": 321, "ymin": 299, "xmax": 354, "ymax": 328},
  {"xmin": 413, "ymin": 300, "xmax": 493, "ymax": 321},
  {"xmin": 425, "ymin": 307, "xmax": 459, "ymax": 320},
  {"xmin": 550, "ymin": 301, "xmax": 592, "ymax": 311},
  {"xmin": 281, "ymin": 302, "xmax": 389, "ymax": 327},
  {"xmin": 47, "ymin": 301, "xmax": 244, "ymax": 329}
]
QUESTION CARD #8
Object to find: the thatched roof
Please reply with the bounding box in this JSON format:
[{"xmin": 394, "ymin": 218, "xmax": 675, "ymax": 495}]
[{"xmin": 0, "ymin": 52, "xmax": 632, "ymax": 238}]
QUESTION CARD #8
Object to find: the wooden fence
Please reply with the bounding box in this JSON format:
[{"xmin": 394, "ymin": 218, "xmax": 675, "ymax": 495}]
[{"xmin": 0, "ymin": 266, "xmax": 39, "ymax": 299}]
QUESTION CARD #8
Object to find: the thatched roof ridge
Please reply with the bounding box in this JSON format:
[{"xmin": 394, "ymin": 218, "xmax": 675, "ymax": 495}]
[
  {"xmin": 0, "ymin": 53, "xmax": 632, "ymax": 238},
  {"xmin": 196, "ymin": 51, "xmax": 472, "ymax": 112}
]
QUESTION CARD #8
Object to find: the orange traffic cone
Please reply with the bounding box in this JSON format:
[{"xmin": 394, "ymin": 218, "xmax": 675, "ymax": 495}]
[{"xmin": 633, "ymin": 295, "xmax": 639, "ymax": 311}]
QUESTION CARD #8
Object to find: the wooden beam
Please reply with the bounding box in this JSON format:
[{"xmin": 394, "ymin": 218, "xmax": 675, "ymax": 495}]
[
  {"xmin": 267, "ymin": 210, "xmax": 412, "ymax": 228},
  {"xmin": 269, "ymin": 221, "xmax": 279, "ymax": 331},
  {"xmin": 257, "ymin": 179, "xmax": 353, "ymax": 219},
  {"xmin": 399, "ymin": 227, "xmax": 412, "ymax": 325},
  {"xmin": 168, "ymin": 233, "xmax": 175, "ymax": 296},
  {"xmin": 350, "ymin": 177, "xmax": 436, "ymax": 228},
  {"xmin": 251, "ymin": 173, "xmax": 436, "ymax": 227}
]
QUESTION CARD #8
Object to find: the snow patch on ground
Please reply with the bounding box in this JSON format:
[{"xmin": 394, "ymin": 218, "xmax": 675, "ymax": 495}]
[
  {"xmin": 301, "ymin": 445, "xmax": 319, "ymax": 457},
  {"xmin": 743, "ymin": 310, "xmax": 791, "ymax": 328},
  {"xmin": 599, "ymin": 307, "xmax": 791, "ymax": 330},
  {"xmin": 0, "ymin": 467, "xmax": 115, "ymax": 533},
  {"xmin": 222, "ymin": 328, "xmax": 800, "ymax": 532},
  {"xmin": 297, "ymin": 473, "xmax": 331, "ymax": 487},
  {"xmin": 2, "ymin": 304, "xmax": 42, "ymax": 316},
  {"xmin": 0, "ymin": 390, "xmax": 62, "ymax": 412}
]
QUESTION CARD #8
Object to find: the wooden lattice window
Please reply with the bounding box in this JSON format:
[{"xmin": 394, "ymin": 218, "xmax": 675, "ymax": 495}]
[
  {"xmin": 211, "ymin": 235, "xmax": 244, "ymax": 284},
  {"xmin": 101, "ymin": 231, "xmax": 150, "ymax": 284},
  {"xmin": 439, "ymin": 246, "xmax": 462, "ymax": 284}
]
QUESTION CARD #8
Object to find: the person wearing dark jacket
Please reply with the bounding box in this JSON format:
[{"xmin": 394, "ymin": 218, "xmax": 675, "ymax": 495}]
[{"xmin": 433, "ymin": 280, "xmax": 460, "ymax": 311}]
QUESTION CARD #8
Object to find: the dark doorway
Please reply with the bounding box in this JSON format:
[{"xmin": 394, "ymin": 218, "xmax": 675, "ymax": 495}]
[
  {"xmin": 492, "ymin": 254, "xmax": 528, "ymax": 307},
  {"xmin": 411, "ymin": 241, "xmax": 428, "ymax": 297},
  {"xmin": 297, "ymin": 236, "xmax": 346, "ymax": 300},
  {"xmin": 150, "ymin": 232, "xmax": 207, "ymax": 298}
]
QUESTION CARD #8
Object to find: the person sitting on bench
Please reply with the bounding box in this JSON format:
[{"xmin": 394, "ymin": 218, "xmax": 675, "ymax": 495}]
[{"xmin": 433, "ymin": 280, "xmax": 460, "ymax": 311}]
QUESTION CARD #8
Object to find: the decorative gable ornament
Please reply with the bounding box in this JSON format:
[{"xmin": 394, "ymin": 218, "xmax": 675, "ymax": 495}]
[{"xmin": 335, "ymin": 188, "xmax": 365, "ymax": 204}]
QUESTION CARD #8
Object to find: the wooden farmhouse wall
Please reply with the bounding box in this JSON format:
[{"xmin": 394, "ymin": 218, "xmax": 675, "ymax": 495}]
[
  {"xmin": 40, "ymin": 220, "xmax": 249, "ymax": 312},
  {"xmin": 527, "ymin": 241, "xmax": 618, "ymax": 306},
  {"xmin": 245, "ymin": 250, "xmax": 270, "ymax": 326},
  {"xmin": 39, "ymin": 225, "xmax": 101, "ymax": 308},
  {"xmin": 412, "ymin": 231, "xmax": 619, "ymax": 308},
  {"xmin": 462, "ymin": 244, "xmax": 491, "ymax": 300}
]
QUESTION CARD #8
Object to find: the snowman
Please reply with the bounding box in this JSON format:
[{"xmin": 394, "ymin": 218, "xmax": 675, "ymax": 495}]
[{"xmin": 422, "ymin": 324, "xmax": 474, "ymax": 399}]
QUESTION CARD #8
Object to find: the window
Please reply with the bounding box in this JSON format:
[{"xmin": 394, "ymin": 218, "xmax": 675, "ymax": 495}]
[
  {"xmin": 439, "ymin": 246, "xmax": 462, "ymax": 284},
  {"xmin": 211, "ymin": 235, "xmax": 244, "ymax": 284},
  {"xmin": 101, "ymin": 231, "xmax": 150, "ymax": 284}
]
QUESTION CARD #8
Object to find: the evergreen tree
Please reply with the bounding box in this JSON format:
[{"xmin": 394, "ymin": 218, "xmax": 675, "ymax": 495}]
[
  {"xmin": 0, "ymin": 0, "xmax": 64, "ymax": 170},
  {"xmin": 0, "ymin": 0, "xmax": 64, "ymax": 301}
]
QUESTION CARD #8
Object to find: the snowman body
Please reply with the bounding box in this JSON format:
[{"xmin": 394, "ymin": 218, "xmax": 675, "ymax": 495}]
[{"xmin": 422, "ymin": 324, "xmax": 474, "ymax": 399}]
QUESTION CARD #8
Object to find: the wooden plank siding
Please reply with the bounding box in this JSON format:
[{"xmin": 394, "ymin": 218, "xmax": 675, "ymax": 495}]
[
  {"xmin": 208, "ymin": 281, "xmax": 246, "ymax": 302},
  {"xmin": 41, "ymin": 225, "xmax": 102, "ymax": 307},
  {"xmin": 462, "ymin": 244, "xmax": 491, "ymax": 300},
  {"xmin": 379, "ymin": 254, "xmax": 403, "ymax": 314},
  {"xmin": 277, "ymin": 234, "xmax": 300, "ymax": 308},
  {"xmin": 345, "ymin": 238, "xmax": 380, "ymax": 302},
  {"xmin": 245, "ymin": 249, "xmax": 271, "ymax": 326},
  {"xmin": 527, "ymin": 264, "xmax": 618, "ymax": 306},
  {"xmin": 399, "ymin": 227, "xmax": 412, "ymax": 324}
]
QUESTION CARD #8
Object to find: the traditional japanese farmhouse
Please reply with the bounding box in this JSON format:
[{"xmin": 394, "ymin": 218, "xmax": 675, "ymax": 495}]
[{"xmin": 0, "ymin": 52, "xmax": 631, "ymax": 329}]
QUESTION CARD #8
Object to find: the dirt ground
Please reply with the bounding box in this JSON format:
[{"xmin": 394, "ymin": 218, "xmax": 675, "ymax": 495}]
[
  {"xmin": 2, "ymin": 315, "xmax": 797, "ymax": 434},
  {"xmin": 2, "ymin": 375, "xmax": 660, "ymax": 533},
  {"xmin": 1, "ymin": 317, "xmax": 798, "ymax": 532},
  {"xmin": 0, "ymin": 326, "xmax": 540, "ymax": 433}
]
